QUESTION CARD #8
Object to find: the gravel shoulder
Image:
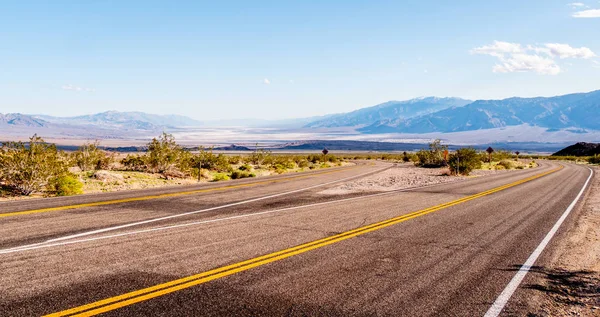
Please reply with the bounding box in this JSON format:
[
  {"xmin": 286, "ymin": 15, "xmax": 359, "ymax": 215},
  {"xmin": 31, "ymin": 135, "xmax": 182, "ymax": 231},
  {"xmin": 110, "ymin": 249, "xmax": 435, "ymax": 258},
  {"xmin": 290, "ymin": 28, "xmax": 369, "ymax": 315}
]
[{"xmin": 526, "ymin": 165, "xmax": 600, "ymax": 316}]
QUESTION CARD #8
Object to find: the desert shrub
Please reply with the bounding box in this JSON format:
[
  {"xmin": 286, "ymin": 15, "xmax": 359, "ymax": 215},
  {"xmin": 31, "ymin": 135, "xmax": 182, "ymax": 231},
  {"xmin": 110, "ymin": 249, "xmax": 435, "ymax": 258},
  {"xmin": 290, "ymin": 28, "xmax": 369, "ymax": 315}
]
[
  {"xmin": 497, "ymin": 160, "xmax": 514, "ymax": 169},
  {"xmin": 121, "ymin": 154, "xmax": 147, "ymax": 171},
  {"xmin": 307, "ymin": 154, "xmax": 321, "ymax": 164},
  {"xmin": 230, "ymin": 170, "xmax": 255, "ymax": 179},
  {"xmin": 146, "ymin": 132, "xmax": 183, "ymax": 173},
  {"xmin": 238, "ymin": 164, "xmax": 253, "ymax": 171},
  {"xmin": 448, "ymin": 148, "xmax": 482, "ymax": 176},
  {"xmin": 0, "ymin": 135, "xmax": 70, "ymax": 195},
  {"xmin": 492, "ymin": 150, "xmax": 513, "ymax": 161},
  {"xmin": 402, "ymin": 152, "xmax": 411, "ymax": 162},
  {"xmin": 72, "ymin": 141, "xmax": 114, "ymax": 171},
  {"xmin": 187, "ymin": 148, "xmax": 232, "ymax": 173},
  {"xmin": 49, "ymin": 175, "xmax": 83, "ymax": 196},
  {"xmin": 271, "ymin": 157, "xmax": 296, "ymax": 170},
  {"xmin": 324, "ymin": 154, "xmax": 338, "ymax": 163},
  {"xmin": 248, "ymin": 146, "xmax": 271, "ymax": 166},
  {"xmin": 212, "ymin": 173, "xmax": 230, "ymax": 181},
  {"xmin": 297, "ymin": 159, "xmax": 310, "ymax": 168},
  {"xmin": 415, "ymin": 139, "xmax": 448, "ymax": 168},
  {"xmin": 228, "ymin": 155, "xmax": 241, "ymax": 165},
  {"xmin": 589, "ymin": 155, "xmax": 600, "ymax": 164}
]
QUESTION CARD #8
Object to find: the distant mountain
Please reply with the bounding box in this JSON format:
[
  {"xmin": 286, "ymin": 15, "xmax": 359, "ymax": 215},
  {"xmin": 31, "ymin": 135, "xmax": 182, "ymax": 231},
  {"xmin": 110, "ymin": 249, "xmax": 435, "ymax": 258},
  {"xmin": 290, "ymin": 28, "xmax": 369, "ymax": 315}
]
[
  {"xmin": 553, "ymin": 142, "xmax": 600, "ymax": 156},
  {"xmin": 304, "ymin": 97, "xmax": 472, "ymax": 128},
  {"xmin": 360, "ymin": 90, "xmax": 600, "ymax": 134},
  {"xmin": 35, "ymin": 111, "xmax": 202, "ymax": 130},
  {"xmin": 0, "ymin": 113, "xmax": 48, "ymax": 127}
]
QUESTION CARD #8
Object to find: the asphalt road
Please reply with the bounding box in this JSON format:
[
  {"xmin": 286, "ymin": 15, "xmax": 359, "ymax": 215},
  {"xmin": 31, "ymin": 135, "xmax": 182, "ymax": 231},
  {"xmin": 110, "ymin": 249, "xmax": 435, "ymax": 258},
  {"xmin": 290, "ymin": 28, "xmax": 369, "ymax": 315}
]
[{"xmin": 0, "ymin": 161, "xmax": 593, "ymax": 316}]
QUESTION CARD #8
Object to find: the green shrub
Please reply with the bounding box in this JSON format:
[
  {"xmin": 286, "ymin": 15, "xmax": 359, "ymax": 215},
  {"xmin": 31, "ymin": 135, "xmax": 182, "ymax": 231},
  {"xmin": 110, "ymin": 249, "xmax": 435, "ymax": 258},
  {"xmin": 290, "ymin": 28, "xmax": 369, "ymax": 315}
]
[
  {"xmin": 121, "ymin": 154, "xmax": 147, "ymax": 171},
  {"xmin": 72, "ymin": 141, "xmax": 114, "ymax": 171},
  {"xmin": 448, "ymin": 148, "xmax": 482, "ymax": 176},
  {"xmin": 415, "ymin": 139, "xmax": 448, "ymax": 168},
  {"xmin": 228, "ymin": 155, "xmax": 241, "ymax": 165},
  {"xmin": 0, "ymin": 135, "xmax": 70, "ymax": 195},
  {"xmin": 146, "ymin": 132, "xmax": 182, "ymax": 173},
  {"xmin": 238, "ymin": 164, "xmax": 252, "ymax": 171},
  {"xmin": 497, "ymin": 160, "xmax": 514, "ymax": 169},
  {"xmin": 212, "ymin": 173, "xmax": 230, "ymax": 181},
  {"xmin": 230, "ymin": 170, "xmax": 255, "ymax": 179},
  {"xmin": 589, "ymin": 155, "xmax": 600, "ymax": 164},
  {"xmin": 297, "ymin": 159, "xmax": 310, "ymax": 168},
  {"xmin": 49, "ymin": 175, "xmax": 83, "ymax": 196}
]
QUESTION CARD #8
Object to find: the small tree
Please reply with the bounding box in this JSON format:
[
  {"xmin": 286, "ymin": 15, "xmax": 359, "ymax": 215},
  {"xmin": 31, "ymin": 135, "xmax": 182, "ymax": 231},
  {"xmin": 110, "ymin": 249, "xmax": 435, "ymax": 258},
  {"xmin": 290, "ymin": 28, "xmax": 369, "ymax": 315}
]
[
  {"xmin": 448, "ymin": 148, "xmax": 482, "ymax": 176},
  {"xmin": 249, "ymin": 144, "xmax": 271, "ymax": 167},
  {"xmin": 0, "ymin": 135, "xmax": 69, "ymax": 195},
  {"xmin": 72, "ymin": 141, "xmax": 112, "ymax": 171},
  {"xmin": 515, "ymin": 151, "xmax": 520, "ymax": 161},
  {"xmin": 146, "ymin": 132, "xmax": 182, "ymax": 173},
  {"xmin": 416, "ymin": 139, "xmax": 448, "ymax": 167}
]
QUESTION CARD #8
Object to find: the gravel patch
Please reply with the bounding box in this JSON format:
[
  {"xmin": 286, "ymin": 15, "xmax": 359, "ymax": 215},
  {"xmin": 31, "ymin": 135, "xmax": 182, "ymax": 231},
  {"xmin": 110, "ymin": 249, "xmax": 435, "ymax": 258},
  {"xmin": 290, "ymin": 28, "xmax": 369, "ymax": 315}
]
[{"xmin": 319, "ymin": 164, "xmax": 466, "ymax": 195}]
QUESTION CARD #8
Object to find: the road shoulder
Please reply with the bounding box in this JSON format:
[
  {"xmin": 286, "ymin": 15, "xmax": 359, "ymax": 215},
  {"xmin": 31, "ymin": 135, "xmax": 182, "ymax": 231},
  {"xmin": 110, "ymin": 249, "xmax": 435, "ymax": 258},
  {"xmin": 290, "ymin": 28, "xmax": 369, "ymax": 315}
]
[{"xmin": 526, "ymin": 165, "xmax": 600, "ymax": 316}]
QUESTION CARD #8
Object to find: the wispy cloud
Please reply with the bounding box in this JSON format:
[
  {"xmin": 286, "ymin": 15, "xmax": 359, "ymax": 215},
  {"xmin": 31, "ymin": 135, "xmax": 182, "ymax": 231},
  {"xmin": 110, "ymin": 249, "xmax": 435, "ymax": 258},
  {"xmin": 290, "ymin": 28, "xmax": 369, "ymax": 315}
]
[
  {"xmin": 568, "ymin": 2, "xmax": 587, "ymax": 8},
  {"xmin": 572, "ymin": 8, "xmax": 600, "ymax": 17},
  {"xmin": 61, "ymin": 84, "xmax": 94, "ymax": 92},
  {"xmin": 263, "ymin": 78, "xmax": 270, "ymax": 85},
  {"xmin": 471, "ymin": 41, "xmax": 597, "ymax": 75}
]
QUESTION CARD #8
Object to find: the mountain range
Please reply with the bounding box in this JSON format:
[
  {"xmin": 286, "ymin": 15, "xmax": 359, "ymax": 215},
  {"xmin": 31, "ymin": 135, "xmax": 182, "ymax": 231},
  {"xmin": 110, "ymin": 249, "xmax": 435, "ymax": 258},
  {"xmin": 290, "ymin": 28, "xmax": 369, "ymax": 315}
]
[
  {"xmin": 357, "ymin": 90, "xmax": 600, "ymax": 134},
  {"xmin": 1, "ymin": 90, "xmax": 599, "ymax": 144},
  {"xmin": 305, "ymin": 97, "xmax": 472, "ymax": 128},
  {"xmin": 34, "ymin": 111, "xmax": 202, "ymax": 130}
]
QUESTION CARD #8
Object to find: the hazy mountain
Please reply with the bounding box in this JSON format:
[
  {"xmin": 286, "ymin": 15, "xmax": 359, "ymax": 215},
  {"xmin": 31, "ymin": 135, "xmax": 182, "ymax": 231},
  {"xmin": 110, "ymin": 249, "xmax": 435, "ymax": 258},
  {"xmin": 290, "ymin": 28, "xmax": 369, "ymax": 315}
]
[
  {"xmin": 360, "ymin": 90, "xmax": 600, "ymax": 134},
  {"xmin": 0, "ymin": 113, "xmax": 48, "ymax": 127},
  {"xmin": 304, "ymin": 97, "xmax": 472, "ymax": 128},
  {"xmin": 35, "ymin": 111, "xmax": 202, "ymax": 130}
]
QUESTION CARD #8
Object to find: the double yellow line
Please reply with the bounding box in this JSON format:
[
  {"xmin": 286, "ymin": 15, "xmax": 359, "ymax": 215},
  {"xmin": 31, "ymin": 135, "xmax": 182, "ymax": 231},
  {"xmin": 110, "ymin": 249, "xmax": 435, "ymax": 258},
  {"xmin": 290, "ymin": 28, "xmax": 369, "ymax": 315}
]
[
  {"xmin": 0, "ymin": 167, "xmax": 355, "ymax": 218},
  {"xmin": 46, "ymin": 166, "xmax": 562, "ymax": 317}
]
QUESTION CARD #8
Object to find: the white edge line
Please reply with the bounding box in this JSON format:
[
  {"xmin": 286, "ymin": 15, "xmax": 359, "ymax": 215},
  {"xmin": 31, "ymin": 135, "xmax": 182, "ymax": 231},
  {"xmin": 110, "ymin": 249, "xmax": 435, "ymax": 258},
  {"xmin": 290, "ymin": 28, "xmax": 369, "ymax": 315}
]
[
  {"xmin": 0, "ymin": 166, "xmax": 389, "ymax": 253},
  {"xmin": 1, "ymin": 163, "xmax": 553, "ymax": 255},
  {"xmin": 483, "ymin": 167, "xmax": 594, "ymax": 317}
]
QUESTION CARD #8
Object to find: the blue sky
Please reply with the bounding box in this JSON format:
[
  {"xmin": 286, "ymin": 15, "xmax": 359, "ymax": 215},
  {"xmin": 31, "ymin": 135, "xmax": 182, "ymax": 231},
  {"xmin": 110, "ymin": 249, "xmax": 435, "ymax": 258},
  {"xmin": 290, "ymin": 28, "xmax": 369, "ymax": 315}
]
[{"xmin": 1, "ymin": 0, "xmax": 599, "ymax": 120}]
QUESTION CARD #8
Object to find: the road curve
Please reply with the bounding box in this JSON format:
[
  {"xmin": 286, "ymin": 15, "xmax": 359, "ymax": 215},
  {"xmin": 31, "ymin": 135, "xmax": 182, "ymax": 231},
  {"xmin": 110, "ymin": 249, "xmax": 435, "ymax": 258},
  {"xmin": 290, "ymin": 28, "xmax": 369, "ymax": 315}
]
[{"xmin": 0, "ymin": 161, "xmax": 592, "ymax": 316}]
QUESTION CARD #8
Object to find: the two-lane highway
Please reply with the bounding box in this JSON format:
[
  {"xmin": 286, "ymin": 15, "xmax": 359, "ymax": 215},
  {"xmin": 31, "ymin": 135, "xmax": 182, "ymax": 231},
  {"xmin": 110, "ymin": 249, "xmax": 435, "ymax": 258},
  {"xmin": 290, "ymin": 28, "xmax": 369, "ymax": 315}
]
[{"xmin": 0, "ymin": 161, "xmax": 593, "ymax": 316}]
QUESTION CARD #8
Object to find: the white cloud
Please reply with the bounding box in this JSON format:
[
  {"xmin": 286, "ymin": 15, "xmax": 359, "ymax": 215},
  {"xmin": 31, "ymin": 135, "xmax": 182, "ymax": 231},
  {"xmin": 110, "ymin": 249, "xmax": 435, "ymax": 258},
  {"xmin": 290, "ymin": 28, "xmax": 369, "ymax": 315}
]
[
  {"xmin": 572, "ymin": 9, "xmax": 600, "ymax": 17},
  {"xmin": 61, "ymin": 84, "xmax": 94, "ymax": 92},
  {"xmin": 568, "ymin": 2, "xmax": 587, "ymax": 8},
  {"xmin": 470, "ymin": 41, "xmax": 523, "ymax": 57},
  {"xmin": 544, "ymin": 43, "xmax": 596, "ymax": 59},
  {"xmin": 492, "ymin": 54, "xmax": 561, "ymax": 75},
  {"xmin": 471, "ymin": 41, "xmax": 597, "ymax": 75},
  {"xmin": 263, "ymin": 78, "xmax": 270, "ymax": 85}
]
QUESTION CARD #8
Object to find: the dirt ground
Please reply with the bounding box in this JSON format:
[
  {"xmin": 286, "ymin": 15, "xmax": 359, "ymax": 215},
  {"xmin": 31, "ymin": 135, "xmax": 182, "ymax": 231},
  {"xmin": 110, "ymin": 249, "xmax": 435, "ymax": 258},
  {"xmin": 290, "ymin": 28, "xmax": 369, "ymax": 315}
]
[
  {"xmin": 318, "ymin": 162, "xmax": 516, "ymax": 195},
  {"xmin": 525, "ymin": 166, "xmax": 600, "ymax": 316}
]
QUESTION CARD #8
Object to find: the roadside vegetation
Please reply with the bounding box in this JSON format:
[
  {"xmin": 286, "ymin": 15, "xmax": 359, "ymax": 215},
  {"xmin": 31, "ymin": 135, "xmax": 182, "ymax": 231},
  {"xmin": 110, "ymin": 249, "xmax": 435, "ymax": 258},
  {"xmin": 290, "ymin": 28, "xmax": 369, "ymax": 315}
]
[
  {"xmin": 2, "ymin": 135, "xmax": 577, "ymax": 199},
  {"xmin": 0, "ymin": 133, "xmax": 344, "ymax": 198}
]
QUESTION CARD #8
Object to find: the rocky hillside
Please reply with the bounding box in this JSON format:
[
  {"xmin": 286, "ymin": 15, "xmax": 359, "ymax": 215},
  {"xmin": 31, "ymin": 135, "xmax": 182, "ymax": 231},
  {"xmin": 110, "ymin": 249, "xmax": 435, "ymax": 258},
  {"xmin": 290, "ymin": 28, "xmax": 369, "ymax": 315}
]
[{"xmin": 553, "ymin": 142, "xmax": 600, "ymax": 156}]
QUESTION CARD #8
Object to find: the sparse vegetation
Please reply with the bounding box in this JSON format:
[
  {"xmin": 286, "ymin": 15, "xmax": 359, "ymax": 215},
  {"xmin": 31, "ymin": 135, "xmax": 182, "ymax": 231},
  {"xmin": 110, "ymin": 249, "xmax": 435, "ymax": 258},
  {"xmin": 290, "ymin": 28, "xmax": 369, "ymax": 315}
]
[
  {"xmin": 0, "ymin": 135, "xmax": 70, "ymax": 195},
  {"xmin": 415, "ymin": 139, "xmax": 448, "ymax": 168},
  {"xmin": 448, "ymin": 148, "xmax": 481, "ymax": 176},
  {"xmin": 0, "ymin": 133, "xmax": 548, "ymax": 199}
]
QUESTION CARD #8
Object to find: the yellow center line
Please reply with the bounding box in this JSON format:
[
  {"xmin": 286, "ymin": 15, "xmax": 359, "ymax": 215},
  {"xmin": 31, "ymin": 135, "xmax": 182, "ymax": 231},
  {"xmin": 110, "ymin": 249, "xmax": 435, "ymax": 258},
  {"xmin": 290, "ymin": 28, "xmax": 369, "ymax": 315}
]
[
  {"xmin": 0, "ymin": 166, "xmax": 357, "ymax": 218},
  {"xmin": 45, "ymin": 165, "xmax": 563, "ymax": 317}
]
